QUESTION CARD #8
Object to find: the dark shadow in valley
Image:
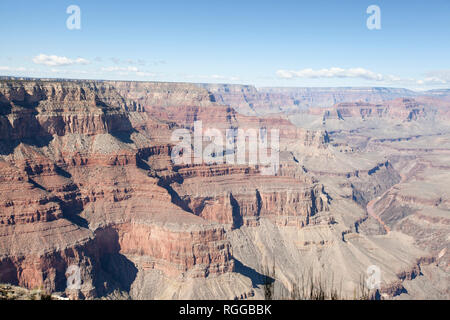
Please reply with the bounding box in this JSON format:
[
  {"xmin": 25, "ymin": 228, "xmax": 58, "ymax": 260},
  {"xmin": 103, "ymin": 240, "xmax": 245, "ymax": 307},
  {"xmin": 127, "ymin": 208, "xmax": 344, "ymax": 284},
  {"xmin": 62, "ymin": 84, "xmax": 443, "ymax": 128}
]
[
  {"xmin": 105, "ymin": 108, "xmax": 137, "ymax": 144},
  {"xmin": 230, "ymin": 193, "xmax": 243, "ymax": 229},
  {"xmin": 99, "ymin": 252, "xmax": 138, "ymax": 294},
  {"xmin": 11, "ymin": 99, "xmax": 40, "ymax": 109},
  {"xmin": 54, "ymin": 165, "xmax": 72, "ymax": 178},
  {"xmin": 157, "ymin": 180, "xmax": 194, "ymax": 214},
  {"xmin": 0, "ymin": 101, "xmax": 12, "ymax": 115},
  {"xmin": 0, "ymin": 93, "xmax": 54, "ymax": 155},
  {"xmin": 0, "ymin": 135, "xmax": 54, "ymax": 156},
  {"xmin": 63, "ymin": 212, "xmax": 89, "ymax": 229},
  {"xmin": 61, "ymin": 201, "xmax": 89, "ymax": 229},
  {"xmin": 136, "ymin": 157, "xmax": 151, "ymax": 171},
  {"xmin": 233, "ymin": 258, "xmax": 275, "ymax": 289},
  {"xmin": 110, "ymin": 129, "xmax": 137, "ymax": 144},
  {"xmin": 0, "ymin": 111, "xmax": 54, "ymax": 156},
  {"xmin": 0, "ymin": 259, "xmax": 19, "ymax": 285},
  {"xmin": 27, "ymin": 178, "xmax": 47, "ymax": 191}
]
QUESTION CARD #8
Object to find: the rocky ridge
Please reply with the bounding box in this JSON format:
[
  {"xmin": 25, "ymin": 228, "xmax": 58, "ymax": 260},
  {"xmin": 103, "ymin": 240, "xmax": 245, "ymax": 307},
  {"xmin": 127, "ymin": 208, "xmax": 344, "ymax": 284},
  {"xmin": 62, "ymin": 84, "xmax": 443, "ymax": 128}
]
[{"xmin": 0, "ymin": 79, "xmax": 448, "ymax": 299}]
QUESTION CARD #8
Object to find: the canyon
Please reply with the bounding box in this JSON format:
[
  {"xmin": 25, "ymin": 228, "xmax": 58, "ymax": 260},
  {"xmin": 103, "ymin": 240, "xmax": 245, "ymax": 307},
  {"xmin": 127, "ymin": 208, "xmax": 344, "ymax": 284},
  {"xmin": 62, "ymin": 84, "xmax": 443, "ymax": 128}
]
[{"xmin": 0, "ymin": 79, "xmax": 448, "ymax": 299}]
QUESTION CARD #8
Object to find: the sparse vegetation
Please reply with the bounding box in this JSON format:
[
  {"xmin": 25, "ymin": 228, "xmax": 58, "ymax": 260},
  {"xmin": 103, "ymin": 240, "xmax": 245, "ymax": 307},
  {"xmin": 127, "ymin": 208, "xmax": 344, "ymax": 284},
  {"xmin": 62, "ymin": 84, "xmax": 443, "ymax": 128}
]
[
  {"xmin": 262, "ymin": 267, "xmax": 374, "ymax": 300},
  {"xmin": 262, "ymin": 262, "xmax": 275, "ymax": 300},
  {"xmin": 286, "ymin": 269, "xmax": 343, "ymax": 300}
]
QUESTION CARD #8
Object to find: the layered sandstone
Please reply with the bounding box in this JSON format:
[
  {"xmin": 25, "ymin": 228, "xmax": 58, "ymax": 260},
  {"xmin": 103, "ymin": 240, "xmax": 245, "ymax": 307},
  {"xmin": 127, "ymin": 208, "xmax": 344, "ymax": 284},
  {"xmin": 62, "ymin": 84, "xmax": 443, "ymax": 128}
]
[
  {"xmin": 0, "ymin": 79, "xmax": 332, "ymax": 299},
  {"xmin": 0, "ymin": 80, "xmax": 240, "ymax": 298},
  {"xmin": 0, "ymin": 79, "xmax": 448, "ymax": 300},
  {"xmin": 198, "ymin": 84, "xmax": 418, "ymax": 115}
]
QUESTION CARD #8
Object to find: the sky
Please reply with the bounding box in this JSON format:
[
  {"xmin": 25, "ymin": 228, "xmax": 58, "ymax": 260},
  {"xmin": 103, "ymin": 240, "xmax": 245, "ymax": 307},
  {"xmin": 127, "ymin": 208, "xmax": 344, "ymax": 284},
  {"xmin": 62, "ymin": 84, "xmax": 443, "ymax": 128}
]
[{"xmin": 0, "ymin": 0, "xmax": 449, "ymax": 90}]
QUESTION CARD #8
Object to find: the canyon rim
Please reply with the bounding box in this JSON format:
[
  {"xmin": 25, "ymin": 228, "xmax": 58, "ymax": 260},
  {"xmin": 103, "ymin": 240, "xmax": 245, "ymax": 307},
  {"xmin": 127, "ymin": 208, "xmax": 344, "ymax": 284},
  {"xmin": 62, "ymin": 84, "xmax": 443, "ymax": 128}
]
[{"xmin": 0, "ymin": 79, "xmax": 448, "ymax": 299}]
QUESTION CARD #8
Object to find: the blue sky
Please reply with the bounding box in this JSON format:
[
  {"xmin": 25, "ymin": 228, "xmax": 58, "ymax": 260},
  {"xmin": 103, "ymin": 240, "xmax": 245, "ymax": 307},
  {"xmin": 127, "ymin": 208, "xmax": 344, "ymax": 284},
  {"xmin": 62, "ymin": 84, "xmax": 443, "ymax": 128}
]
[{"xmin": 0, "ymin": 0, "xmax": 449, "ymax": 89}]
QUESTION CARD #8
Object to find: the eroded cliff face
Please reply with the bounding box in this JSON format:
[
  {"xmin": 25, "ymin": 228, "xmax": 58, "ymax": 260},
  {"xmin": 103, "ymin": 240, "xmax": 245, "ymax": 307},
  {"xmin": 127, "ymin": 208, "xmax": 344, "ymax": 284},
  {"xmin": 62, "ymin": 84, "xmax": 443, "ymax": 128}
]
[
  {"xmin": 310, "ymin": 99, "xmax": 431, "ymax": 122},
  {"xmin": 170, "ymin": 173, "xmax": 329, "ymax": 228},
  {"xmin": 0, "ymin": 80, "xmax": 332, "ymax": 299},
  {"xmin": 0, "ymin": 79, "xmax": 447, "ymax": 300}
]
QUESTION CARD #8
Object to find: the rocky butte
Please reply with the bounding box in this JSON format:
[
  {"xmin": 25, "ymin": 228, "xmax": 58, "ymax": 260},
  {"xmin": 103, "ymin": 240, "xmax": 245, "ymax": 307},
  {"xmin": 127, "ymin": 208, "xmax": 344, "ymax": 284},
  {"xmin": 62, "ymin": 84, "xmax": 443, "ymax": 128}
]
[{"xmin": 0, "ymin": 79, "xmax": 448, "ymax": 299}]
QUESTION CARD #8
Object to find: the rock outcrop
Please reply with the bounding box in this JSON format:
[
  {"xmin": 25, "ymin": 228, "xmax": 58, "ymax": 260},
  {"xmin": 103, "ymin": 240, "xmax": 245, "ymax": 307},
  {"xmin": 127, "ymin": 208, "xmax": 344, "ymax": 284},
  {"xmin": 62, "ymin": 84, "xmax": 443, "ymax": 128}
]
[
  {"xmin": 198, "ymin": 85, "xmax": 418, "ymax": 115},
  {"xmin": 0, "ymin": 79, "xmax": 331, "ymax": 299},
  {"xmin": 0, "ymin": 79, "xmax": 448, "ymax": 300}
]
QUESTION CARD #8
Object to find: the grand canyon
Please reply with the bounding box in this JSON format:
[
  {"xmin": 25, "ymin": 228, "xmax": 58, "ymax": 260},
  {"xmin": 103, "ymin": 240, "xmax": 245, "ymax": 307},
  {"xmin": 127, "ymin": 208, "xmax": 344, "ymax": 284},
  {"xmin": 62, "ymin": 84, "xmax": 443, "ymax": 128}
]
[{"xmin": 0, "ymin": 79, "xmax": 448, "ymax": 299}]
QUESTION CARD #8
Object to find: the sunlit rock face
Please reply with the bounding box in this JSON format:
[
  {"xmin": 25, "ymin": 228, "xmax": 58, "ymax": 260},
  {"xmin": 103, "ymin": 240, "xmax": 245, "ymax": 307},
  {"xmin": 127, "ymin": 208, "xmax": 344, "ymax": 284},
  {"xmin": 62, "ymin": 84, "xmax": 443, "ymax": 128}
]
[{"xmin": 0, "ymin": 80, "xmax": 448, "ymax": 299}]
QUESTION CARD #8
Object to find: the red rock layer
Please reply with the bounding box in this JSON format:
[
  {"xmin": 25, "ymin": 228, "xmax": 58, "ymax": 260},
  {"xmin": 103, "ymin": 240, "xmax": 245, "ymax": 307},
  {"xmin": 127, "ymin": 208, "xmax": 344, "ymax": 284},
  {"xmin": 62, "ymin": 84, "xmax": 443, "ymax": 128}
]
[{"xmin": 0, "ymin": 80, "xmax": 332, "ymax": 297}]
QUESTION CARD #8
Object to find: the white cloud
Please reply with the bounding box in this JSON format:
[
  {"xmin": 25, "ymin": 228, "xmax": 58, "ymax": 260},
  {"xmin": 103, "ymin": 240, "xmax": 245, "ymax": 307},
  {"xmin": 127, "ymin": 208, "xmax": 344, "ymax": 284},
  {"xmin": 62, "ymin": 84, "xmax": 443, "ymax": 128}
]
[
  {"xmin": 135, "ymin": 71, "xmax": 156, "ymax": 77},
  {"xmin": 419, "ymin": 70, "xmax": 450, "ymax": 85},
  {"xmin": 109, "ymin": 58, "xmax": 161, "ymax": 66},
  {"xmin": 100, "ymin": 66, "xmax": 155, "ymax": 77},
  {"xmin": 425, "ymin": 70, "xmax": 450, "ymax": 79},
  {"xmin": 276, "ymin": 67, "xmax": 385, "ymax": 81},
  {"xmin": 276, "ymin": 67, "xmax": 450, "ymax": 88},
  {"xmin": 32, "ymin": 54, "xmax": 90, "ymax": 66},
  {"xmin": 183, "ymin": 74, "xmax": 240, "ymax": 82},
  {"xmin": 50, "ymin": 68, "xmax": 89, "ymax": 75},
  {"xmin": 101, "ymin": 66, "xmax": 139, "ymax": 72},
  {"xmin": 0, "ymin": 66, "xmax": 29, "ymax": 72},
  {"xmin": 416, "ymin": 77, "xmax": 448, "ymax": 85},
  {"xmin": 110, "ymin": 57, "xmax": 121, "ymax": 65}
]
